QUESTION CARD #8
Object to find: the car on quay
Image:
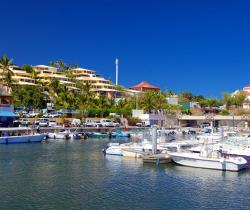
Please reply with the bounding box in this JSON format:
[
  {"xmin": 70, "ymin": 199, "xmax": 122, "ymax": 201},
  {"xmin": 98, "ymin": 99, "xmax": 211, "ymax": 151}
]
[
  {"xmin": 19, "ymin": 118, "xmax": 31, "ymax": 126},
  {"xmin": 38, "ymin": 118, "xmax": 49, "ymax": 127},
  {"xmin": 83, "ymin": 120, "xmax": 95, "ymax": 127},
  {"xmin": 13, "ymin": 119, "xmax": 21, "ymax": 127},
  {"xmin": 27, "ymin": 111, "xmax": 40, "ymax": 118},
  {"xmin": 42, "ymin": 113, "xmax": 50, "ymax": 118},
  {"xmin": 48, "ymin": 112, "xmax": 62, "ymax": 118},
  {"xmin": 71, "ymin": 119, "xmax": 81, "ymax": 127},
  {"xmin": 93, "ymin": 120, "xmax": 102, "ymax": 128},
  {"xmin": 48, "ymin": 120, "xmax": 57, "ymax": 127},
  {"xmin": 100, "ymin": 119, "xmax": 113, "ymax": 127},
  {"xmin": 112, "ymin": 121, "xmax": 120, "ymax": 127},
  {"xmin": 63, "ymin": 120, "xmax": 71, "ymax": 127}
]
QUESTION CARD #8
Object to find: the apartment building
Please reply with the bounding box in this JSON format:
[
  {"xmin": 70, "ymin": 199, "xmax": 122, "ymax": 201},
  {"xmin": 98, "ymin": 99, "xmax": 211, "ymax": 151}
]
[{"xmin": 71, "ymin": 68, "xmax": 117, "ymax": 97}]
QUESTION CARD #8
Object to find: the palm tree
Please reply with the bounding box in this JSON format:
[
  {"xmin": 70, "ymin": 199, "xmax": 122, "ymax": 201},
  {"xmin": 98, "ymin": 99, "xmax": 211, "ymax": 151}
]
[
  {"xmin": 0, "ymin": 55, "xmax": 13, "ymax": 88},
  {"xmin": 57, "ymin": 60, "xmax": 65, "ymax": 71},
  {"xmin": 50, "ymin": 61, "xmax": 55, "ymax": 67},
  {"xmin": 139, "ymin": 90, "xmax": 157, "ymax": 113}
]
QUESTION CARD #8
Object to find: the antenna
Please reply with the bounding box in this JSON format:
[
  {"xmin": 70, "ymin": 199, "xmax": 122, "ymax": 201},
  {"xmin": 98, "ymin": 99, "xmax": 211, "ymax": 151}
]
[{"xmin": 115, "ymin": 58, "xmax": 119, "ymax": 86}]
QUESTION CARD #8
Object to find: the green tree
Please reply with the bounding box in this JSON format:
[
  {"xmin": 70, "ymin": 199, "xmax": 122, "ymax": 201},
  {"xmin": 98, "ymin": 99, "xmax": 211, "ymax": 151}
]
[
  {"xmin": 179, "ymin": 91, "xmax": 193, "ymax": 103},
  {"xmin": 139, "ymin": 90, "xmax": 157, "ymax": 113},
  {"xmin": 0, "ymin": 55, "xmax": 13, "ymax": 87},
  {"xmin": 22, "ymin": 64, "xmax": 34, "ymax": 74},
  {"xmin": 232, "ymin": 91, "xmax": 246, "ymax": 107},
  {"xmin": 222, "ymin": 93, "xmax": 232, "ymax": 108},
  {"xmin": 12, "ymin": 85, "xmax": 46, "ymax": 109},
  {"xmin": 154, "ymin": 91, "xmax": 167, "ymax": 110}
]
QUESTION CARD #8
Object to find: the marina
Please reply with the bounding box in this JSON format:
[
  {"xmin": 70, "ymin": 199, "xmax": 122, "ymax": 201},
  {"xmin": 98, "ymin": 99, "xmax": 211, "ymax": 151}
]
[
  {"xmin": 0, "ymin": 137, "xmax": 250, "ymax": 209},
  {"xmin": 1, "ymin": 1, "xmax": 250, "ymax": 209}
]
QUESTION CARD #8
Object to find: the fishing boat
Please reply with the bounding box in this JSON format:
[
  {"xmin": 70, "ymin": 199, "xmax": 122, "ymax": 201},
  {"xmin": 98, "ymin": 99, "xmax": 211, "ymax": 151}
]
[
  {"xmin": 0, "ymin": 127, "xmax": 45, "ymax": 144},
  {"xmin": 169, "ymin": 145, "xmax": 247, "ymax": 171}
]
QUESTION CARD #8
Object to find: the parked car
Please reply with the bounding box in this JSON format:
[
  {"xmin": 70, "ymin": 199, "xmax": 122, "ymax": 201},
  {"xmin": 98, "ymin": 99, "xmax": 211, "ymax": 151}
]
[
  {"xmin": 48, "ymin": 120, "xmax": 57, "ymax": 127},
  {"xmin": 100, "ymin": 119, "xmax": 113, "ymax": 127},
  {"xmin": 13, "ymin": 119, "xmax": 21, "ymax": 127},
  {"xmin": 71, "ymin": 119, "xmax": 81, "ymax": 127},
  {"xmin": 136, "ymin": 121, "xmax": 150, "ymax": 127},
  {"xmin": 83, "ymin": 120, "xmax": 94, "ymax": 127},
  {"xmin": 27, "ymin": 111, "xmax": 40, "ymax": 118},
  {"xmin": 63, "ymin": 120, "xmax": 71, "ymax": 127},
  {"xmin": 38, "ymin": 118, "xmax": 49, "ymax": 127},
  {"xmin": 112, "ymin": 121, "xmax": 120, "ymax": 127},
  {"xmin": 42, "ymin": 113, "xmax": 50, "ymax": 118},
  {"xmin": 48, "ymin": 112, "xmax": 62, "ymax": 118},
  {"xmin": 93, "ymin": 120, "xmax": 102, "ymax": 128},
  {"xmin": 19, "ymin": 118, "xmax": 30, "ymax": 126}
]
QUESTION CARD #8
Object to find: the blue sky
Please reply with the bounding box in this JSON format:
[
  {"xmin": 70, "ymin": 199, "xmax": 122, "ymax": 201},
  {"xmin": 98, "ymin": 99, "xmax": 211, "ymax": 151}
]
[{"xmin": 1, "ymin": 0, "xmax": 250, "ymax": 97}]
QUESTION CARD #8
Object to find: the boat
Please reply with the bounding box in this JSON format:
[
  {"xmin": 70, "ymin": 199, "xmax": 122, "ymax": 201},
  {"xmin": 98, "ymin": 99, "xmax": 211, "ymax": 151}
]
[
  {"xmin": 48, "ymin": 130, "xmax": 70, "ymax": 139},
  {"xmin": 142, "ymin": 154, "xmax": 172, "ymax": 164},
  {"xmin": 189, "ymin": 133, "xmax": 250, "ymax": 165},
  {"xmin": 0, "ymin": 127, "xmax": 45, "ymax": 144},
  {"xmin": 89, "ymin": 132, "xmax": 110, "ymax": 138},
  {"xmin": 103, "ymin": 140, "xmax": 195, "ymax": 156},
  {"xmin": 111, "ymin": 130, "xmax": 130, "ymax": 138},
  {"xmin": 169, "ymin": 145, "xmax": 247, "ymax": 171},
  {"xmin": 103, "ymin": 142, "xmax": 150, "ymax": 156}
]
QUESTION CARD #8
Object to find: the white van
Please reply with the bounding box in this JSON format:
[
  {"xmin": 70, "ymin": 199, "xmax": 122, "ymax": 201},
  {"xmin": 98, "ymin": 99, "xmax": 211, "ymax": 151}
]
[{"xmin": 71, "ymin": 119, "xmax": 81, "ymax": 127}]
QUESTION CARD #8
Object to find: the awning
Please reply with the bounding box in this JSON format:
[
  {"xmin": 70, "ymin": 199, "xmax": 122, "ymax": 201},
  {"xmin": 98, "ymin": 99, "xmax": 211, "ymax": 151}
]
[{"xmin": 0, "ymin": 111, "xmax": 16, "ymax": 117}]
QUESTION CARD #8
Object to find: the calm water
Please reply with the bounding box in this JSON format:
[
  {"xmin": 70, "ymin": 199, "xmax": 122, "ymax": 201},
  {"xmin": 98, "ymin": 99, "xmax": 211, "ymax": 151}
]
[{"xmin": 0, "ymin": 138, "xmax": 250, "ymax": 210}]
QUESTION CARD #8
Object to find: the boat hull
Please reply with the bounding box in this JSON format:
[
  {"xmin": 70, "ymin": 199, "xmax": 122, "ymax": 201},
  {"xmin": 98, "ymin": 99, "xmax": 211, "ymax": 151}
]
[
  {"xmin": 0, "ymin": 134, "xmax": 44, "ymax": 144},
  {"xmin": 48, "ymin": 133, "xmax": 68, "ymax": 139},
  {"xmin": 170, "ymin": 153, "xmax": 246, "ymax": 171}
]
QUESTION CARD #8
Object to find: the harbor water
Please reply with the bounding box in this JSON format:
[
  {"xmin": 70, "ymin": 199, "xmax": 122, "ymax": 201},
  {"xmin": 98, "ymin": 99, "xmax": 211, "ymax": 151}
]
[{"xmin": 0, "ymin": 138, "xmax": 250, "ymax": 210}]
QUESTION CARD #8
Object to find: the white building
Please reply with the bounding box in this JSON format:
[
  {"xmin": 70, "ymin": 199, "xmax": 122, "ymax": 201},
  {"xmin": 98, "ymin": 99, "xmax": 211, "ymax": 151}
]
[
  {"xmin": 132, "ymin": 109, "xmax": 166, "ymax": 127},
  {"xmin": 232, "ymin": 85, "xmax": 250, "ymax": 109}
]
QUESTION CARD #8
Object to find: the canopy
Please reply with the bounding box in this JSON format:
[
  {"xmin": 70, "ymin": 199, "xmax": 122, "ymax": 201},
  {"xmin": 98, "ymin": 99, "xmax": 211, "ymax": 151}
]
[{"xmin": 0, "ymin": 111, "xmax": 16, "ymax": 117}]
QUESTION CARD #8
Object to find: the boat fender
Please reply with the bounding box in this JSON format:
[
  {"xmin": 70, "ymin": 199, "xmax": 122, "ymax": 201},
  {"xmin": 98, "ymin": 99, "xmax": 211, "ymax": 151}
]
[{"xmin": 54, "ymin": 135, "xmax": 56, "ymax": 139}]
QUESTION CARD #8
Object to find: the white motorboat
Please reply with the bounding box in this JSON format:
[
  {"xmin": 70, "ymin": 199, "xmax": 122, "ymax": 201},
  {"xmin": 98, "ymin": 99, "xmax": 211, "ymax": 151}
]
[
  {"xmin": 103, "ymin": 142, "xmax": 147, "ymax": 156},
  {"xmin": 48, "ymin": 130, "xmax": 70, "ymax": 139},
  {"xmin": 169, "ymin": 145, "xmax": 247, "ymax": 171},
  {"xmin": 103, "ymin": 140, "xmax": 197, "ymax": 156}
]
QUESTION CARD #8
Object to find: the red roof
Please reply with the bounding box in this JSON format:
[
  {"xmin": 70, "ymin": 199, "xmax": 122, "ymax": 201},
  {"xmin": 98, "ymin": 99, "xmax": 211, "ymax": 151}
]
[{"xmin": 129, "ymin": 81, "xmax": 160, "ymax": 91}]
